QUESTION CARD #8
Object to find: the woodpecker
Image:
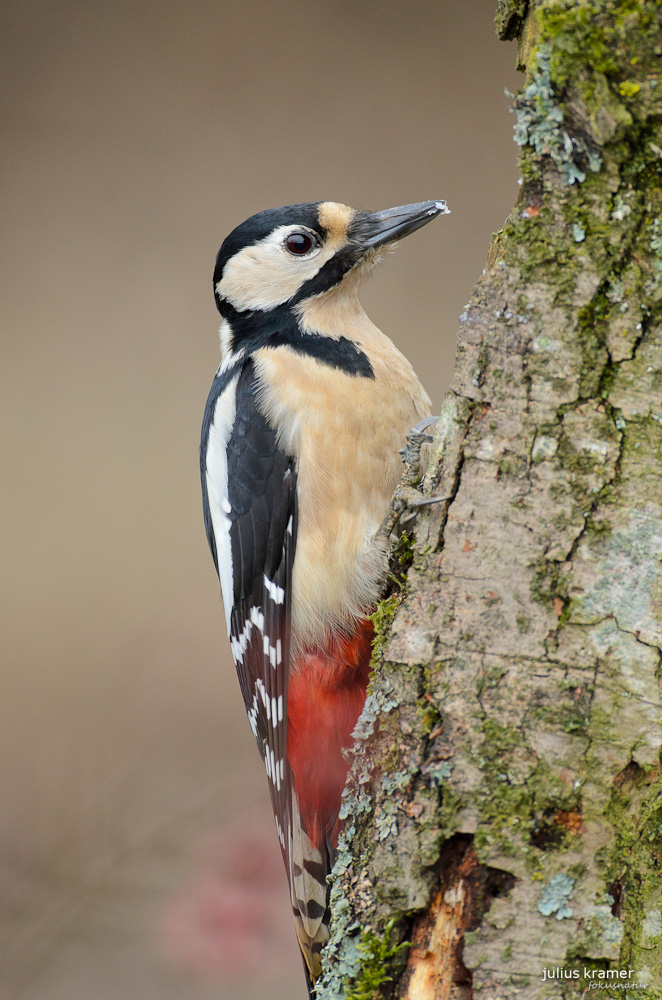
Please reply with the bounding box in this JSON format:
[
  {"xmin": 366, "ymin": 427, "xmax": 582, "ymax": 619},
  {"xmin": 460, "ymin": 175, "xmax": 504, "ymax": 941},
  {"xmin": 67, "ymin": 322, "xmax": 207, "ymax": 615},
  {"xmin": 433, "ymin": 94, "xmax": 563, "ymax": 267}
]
[{"xmin": 200, "ymin": 199, "xmax": 448, "ymax": 993}]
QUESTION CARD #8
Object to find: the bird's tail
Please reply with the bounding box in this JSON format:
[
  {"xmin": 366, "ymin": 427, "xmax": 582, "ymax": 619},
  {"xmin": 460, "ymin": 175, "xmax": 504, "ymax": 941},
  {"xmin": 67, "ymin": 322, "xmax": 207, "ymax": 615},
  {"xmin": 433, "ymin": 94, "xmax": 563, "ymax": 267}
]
[
  {"xmin": 289, "ymin": 792, "xmax": 333, "ymax": 986},
  {"xmin": 285, "ymin": 619, "xmax": 374, "ymax": 989}
]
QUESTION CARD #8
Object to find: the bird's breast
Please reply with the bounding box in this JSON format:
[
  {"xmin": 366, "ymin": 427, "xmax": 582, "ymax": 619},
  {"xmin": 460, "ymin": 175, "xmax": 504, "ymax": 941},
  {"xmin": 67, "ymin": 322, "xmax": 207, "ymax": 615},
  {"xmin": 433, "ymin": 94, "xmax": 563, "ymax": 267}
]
[{"xmin": 253, "ymin": 337, "xmax": 431, "ymax": 654}]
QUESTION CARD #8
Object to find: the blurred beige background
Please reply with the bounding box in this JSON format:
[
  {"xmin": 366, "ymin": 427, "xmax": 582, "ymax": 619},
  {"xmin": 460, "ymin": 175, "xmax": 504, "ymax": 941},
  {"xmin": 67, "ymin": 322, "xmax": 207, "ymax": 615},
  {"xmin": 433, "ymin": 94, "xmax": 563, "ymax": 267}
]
[{"xmin": 1, "ymin": 1, "xmax": 520, "ymax": 997}]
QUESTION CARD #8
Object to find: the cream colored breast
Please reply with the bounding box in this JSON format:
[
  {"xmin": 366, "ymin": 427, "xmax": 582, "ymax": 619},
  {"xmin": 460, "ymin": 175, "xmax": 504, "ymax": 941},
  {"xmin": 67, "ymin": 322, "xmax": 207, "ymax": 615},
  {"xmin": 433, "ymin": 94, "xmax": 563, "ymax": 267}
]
[{"xmin": 253, "ymin": 311, "xmax": 431, "ymax": 655}]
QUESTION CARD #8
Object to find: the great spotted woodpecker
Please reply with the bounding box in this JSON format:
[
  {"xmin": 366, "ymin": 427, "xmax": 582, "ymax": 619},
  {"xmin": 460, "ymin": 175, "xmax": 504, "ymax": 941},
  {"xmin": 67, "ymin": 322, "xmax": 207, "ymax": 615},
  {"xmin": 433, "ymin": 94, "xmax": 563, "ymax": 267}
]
[{"xmin": 200, "ymin": 199, "xmax": 448, "ymax": 993}]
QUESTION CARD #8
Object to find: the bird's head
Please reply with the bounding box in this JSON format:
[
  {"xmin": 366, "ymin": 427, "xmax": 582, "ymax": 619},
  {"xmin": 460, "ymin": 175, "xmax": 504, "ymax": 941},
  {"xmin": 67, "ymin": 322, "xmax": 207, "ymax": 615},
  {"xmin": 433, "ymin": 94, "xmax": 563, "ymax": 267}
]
[{"xmin": 212, "ymin": 200, "xmax": 449, "ymax": 322}]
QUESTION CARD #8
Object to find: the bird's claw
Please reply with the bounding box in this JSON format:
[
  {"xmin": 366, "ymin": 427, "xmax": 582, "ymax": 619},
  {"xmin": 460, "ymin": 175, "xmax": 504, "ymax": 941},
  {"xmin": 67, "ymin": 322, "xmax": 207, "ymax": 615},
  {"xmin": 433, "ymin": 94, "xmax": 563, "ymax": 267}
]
[
  {"xmin": 378, "ymin": 416, "xmax": 449, "ymax": 541},
  {"xmin": 404, "ymin": 492, "xmax": 449, "ymax": 509}
]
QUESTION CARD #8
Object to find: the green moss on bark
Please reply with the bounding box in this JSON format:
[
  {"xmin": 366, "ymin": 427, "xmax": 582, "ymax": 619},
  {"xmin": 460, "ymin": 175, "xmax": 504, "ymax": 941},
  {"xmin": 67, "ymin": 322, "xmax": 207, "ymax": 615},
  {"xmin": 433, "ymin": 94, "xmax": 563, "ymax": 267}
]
[{"xmin": 602, "ymin": 765, "xmax": 662, "ymax": 977}]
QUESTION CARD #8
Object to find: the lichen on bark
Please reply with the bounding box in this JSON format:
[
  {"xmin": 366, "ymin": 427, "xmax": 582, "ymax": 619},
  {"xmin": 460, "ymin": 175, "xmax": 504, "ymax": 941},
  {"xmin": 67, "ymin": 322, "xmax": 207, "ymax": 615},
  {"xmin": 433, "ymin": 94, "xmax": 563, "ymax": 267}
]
[{"xmin": 319, "ymin": 2, "xmax": 662, "ymax": 998}]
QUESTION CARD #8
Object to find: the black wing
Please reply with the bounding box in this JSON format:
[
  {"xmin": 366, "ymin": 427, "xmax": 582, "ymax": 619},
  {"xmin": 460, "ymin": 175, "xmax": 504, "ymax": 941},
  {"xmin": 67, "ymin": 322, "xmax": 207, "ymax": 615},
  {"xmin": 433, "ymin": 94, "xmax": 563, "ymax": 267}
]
[{"xmin": 202, "ymin": 357, "xmax": 297, "ymax": 860}]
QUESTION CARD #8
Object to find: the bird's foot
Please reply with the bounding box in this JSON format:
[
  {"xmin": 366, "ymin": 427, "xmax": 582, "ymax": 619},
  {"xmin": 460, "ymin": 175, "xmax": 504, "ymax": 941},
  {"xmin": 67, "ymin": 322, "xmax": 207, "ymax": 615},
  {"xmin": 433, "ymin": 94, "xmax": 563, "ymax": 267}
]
[{"xmin": 378, "ymin": 417, "xmax": 450, "ymax": 541}]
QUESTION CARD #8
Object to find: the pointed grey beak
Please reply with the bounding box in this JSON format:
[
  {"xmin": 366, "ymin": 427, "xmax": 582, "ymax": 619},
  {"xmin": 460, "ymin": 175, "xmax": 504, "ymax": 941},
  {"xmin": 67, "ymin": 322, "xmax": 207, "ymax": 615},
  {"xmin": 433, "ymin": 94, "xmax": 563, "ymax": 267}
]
[{"xmin": 360, "ymin": 200, "xmax": 450, "ymax": 249}]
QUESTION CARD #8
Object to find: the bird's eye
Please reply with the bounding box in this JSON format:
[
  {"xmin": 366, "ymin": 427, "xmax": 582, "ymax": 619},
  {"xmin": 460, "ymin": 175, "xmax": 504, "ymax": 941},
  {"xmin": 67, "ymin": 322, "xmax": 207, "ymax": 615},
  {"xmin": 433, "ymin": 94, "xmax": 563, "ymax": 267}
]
[{"xmin": 285, "ymin": 231, "xmax": 317, "ymax": 255}]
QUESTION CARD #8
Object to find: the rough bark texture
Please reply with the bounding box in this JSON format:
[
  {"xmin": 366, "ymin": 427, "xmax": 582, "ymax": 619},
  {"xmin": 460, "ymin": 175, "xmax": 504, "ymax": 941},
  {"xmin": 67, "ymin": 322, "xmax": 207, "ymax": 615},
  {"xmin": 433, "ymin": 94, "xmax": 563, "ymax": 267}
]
[{"xmin": 317, "ymin": 2, "xmax": 662, "ymax": 998}]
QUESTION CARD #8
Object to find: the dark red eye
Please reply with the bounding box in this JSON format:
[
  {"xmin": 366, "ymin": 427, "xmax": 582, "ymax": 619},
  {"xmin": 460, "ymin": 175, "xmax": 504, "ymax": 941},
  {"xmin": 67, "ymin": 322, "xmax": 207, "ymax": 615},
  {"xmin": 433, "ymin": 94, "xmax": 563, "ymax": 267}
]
[{"xmin": 285, "ymin": 231, "xmax": 315, "ymax": 255}]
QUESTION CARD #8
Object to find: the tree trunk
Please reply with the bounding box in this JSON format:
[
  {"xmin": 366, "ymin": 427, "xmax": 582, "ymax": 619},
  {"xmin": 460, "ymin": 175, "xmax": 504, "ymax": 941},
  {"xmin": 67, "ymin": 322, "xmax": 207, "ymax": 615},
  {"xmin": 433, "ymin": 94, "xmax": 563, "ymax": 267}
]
[{"xmin": 317, "ymin": 2, "xmax": 662, "ymax": 998}]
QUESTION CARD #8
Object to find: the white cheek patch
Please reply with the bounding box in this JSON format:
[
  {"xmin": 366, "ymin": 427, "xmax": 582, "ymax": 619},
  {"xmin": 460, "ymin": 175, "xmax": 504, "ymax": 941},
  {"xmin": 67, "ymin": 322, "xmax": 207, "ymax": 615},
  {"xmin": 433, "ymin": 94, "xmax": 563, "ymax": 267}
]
[{"xmin": 216, "ymin": 226, "xmax": 337, "ymax": 312}]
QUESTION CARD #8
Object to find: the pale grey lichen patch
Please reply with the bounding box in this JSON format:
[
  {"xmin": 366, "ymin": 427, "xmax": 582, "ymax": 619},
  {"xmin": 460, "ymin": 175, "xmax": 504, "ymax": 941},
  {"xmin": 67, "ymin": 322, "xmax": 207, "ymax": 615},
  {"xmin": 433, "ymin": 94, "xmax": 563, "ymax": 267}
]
[
  {"xmin": 635, "ymin": 965, "xmax": 656, "ymax": 988},
  {"xmin": 317, "ymin": 825, "xmax": 363, "ymax": 1000},
  {"xmin": 339, "ymin": 788, "xmax": 372, "ymax": 821},
  {"xmin": 642, "ymin": 907, "xmax": 661, "ymax": 943},
  {"xmin": 351, "ymin": 679, "xmax": 399, "ymax": 743},
  {"xmin": 317, "ymin": 908, "xmax": 362, "ymax": 1000},
  {"xmin": 425, "ymin": 760, "xmax": 453, "ymax": 786},
  {"xmin": 532, "ymin": 433, "xmax": 559, "ymax": 462},
  {"xmin": 569, "ymin": 506, "xmax": 662, "ymax": 648},
  {"xmin": 590, "ymin": 619, "xmax": 661, "ymax": 703},
  {"xmin": 578, "ymin": 905, "xmax": 625, "ymax": 960},
  {"xmin": 606, "ymin": 277, "xmax": 625, "ymax": 305},
  {"xmin": 375, "ymin": 799, "xmax": 399, "ymax": 841},
  {"xmin": 611, "ymin": 196, "xmax": 632, "ymax": 222},
  {"xmin": 584, "ymin": 618, "xmax": 662, "ymax": 767},
  {"xmin": 538, "ymin": 873, "xmax": 575, "ymax": 920},
  {"xmin": 596, "ymin": 912, "xmax": 624, "ymax": 950},
  {"xmin": 531, "ymin": 334, "xmax": 563, "ymax": 353},
  {"xmin": 380, "ymin": 767, "xmax": 414, "ymax": 796},
  {"xmin": 509, "ymin": 45, "xmax": 602, "ymax": 185}
]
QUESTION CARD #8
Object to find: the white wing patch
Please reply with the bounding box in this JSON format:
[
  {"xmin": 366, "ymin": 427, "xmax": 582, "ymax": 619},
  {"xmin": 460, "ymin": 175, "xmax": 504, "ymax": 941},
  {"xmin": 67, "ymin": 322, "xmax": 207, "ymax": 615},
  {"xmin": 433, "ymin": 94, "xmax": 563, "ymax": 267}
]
[
  {"xmin": 205, "ymin": 368, "xmax": 240, "ymax": 634},
  {"xmin": 264, "ymin": 574, "xmax": 285, "ymax": 604}
]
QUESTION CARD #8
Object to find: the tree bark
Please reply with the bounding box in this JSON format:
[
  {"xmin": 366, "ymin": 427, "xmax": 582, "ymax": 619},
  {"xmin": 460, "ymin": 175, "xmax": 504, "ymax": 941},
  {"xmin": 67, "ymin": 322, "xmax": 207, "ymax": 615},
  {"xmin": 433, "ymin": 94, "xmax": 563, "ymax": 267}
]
[{"xmin": 317, "ymin": 2, "xmax": 662, "ymax": 998}]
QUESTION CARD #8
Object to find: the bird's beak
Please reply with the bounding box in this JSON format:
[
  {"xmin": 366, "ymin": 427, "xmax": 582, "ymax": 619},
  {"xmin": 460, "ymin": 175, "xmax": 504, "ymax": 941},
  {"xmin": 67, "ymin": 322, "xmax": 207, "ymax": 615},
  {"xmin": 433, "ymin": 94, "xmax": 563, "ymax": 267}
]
[{"xmin": 360, "ymin": 200, "xmax": 450, "ymax": 249}]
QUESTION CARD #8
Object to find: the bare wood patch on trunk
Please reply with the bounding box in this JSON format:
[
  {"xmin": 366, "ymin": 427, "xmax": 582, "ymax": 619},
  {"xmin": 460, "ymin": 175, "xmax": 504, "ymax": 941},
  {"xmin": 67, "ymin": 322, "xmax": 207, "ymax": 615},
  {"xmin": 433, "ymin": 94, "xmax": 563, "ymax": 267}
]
[{"xmin": 398, "ymin": 838, "xmax": 516, "ymax": 1000}]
